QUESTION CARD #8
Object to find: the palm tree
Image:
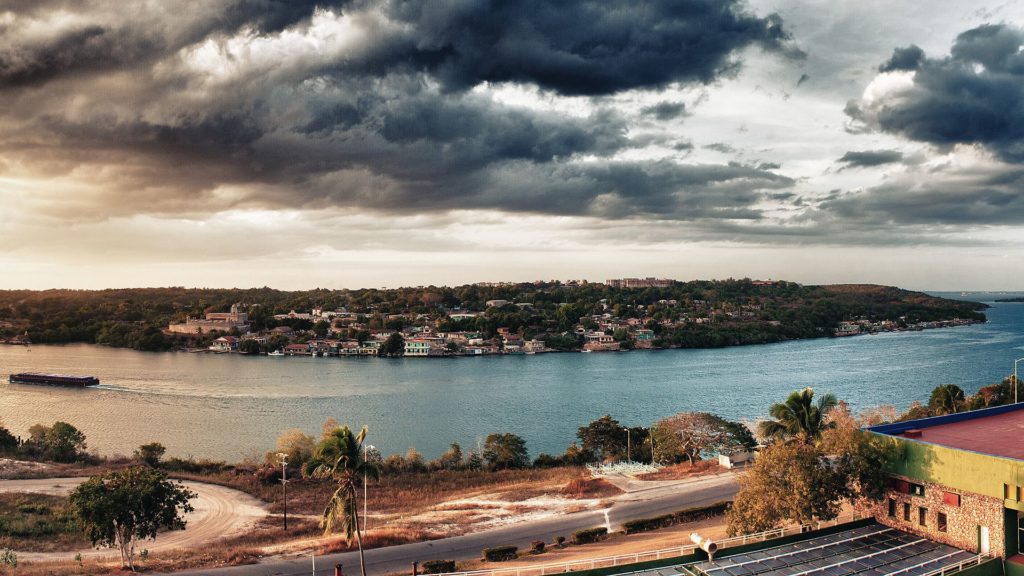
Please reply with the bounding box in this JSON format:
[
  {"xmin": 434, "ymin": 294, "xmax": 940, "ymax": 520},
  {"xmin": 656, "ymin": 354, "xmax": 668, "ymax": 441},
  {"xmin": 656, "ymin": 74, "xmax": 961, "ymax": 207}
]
[
  {"xmin": 758, "ymin": 388, "xmax": 838, "ymax": 444},
  {"xmin": 304, "ymin": 425, "xmax": 380, "ymax": 576},
  {"xmin": 928, "ymin": 384, "xmax": 965, "ymax": 415}
]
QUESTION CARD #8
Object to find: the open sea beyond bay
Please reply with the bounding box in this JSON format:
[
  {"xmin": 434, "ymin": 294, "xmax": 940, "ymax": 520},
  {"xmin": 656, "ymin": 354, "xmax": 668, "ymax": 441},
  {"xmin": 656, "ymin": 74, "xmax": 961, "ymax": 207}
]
[{"xmin": 1, "ymin": 294, "xmax": 1022, "ymax": 462}]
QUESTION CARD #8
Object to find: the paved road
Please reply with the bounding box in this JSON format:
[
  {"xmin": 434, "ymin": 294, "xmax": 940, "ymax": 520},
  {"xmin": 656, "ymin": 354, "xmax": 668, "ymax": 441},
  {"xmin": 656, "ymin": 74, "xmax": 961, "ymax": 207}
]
[
  {"xmin": 0, "ymin": 476, "xmax": 268, "ymax": 561},
  {"xmin": 171, "ymin": 473, "xmax": 739, "ymax": 576}
]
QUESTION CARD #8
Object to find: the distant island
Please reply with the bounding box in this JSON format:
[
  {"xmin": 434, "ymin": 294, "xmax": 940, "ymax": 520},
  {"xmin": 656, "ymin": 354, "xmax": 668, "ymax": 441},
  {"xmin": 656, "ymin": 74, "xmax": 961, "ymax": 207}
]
[
  {"xmin": 0, "ymin": 279, "xmax": 987, "ymax": 356},
  {"xmin": 995, "ymin": 297, "xmax": 1024, "ymax": 302}
]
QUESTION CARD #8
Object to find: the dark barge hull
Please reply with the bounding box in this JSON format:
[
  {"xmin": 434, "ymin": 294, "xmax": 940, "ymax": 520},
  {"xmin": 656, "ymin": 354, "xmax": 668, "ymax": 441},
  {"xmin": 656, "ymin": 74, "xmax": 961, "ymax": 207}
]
[{"xmin": 8, "ymin": 373, "xmax": 100, "ymax": 387}]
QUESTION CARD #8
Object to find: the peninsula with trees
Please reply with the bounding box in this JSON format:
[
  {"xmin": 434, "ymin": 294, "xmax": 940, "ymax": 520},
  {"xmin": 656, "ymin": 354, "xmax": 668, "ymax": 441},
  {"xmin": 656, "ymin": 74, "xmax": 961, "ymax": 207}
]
[{"xmin": 0, "ymin": 279, "xmax": 986, "ymax": 355}]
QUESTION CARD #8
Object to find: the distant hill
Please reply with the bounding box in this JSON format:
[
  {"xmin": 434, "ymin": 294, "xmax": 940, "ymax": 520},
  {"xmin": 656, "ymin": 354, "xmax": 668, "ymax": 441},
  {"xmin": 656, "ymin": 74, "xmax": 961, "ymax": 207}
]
[{"xmin": 0, "ymin": 281, "xmax": 988, "ymax": 352}]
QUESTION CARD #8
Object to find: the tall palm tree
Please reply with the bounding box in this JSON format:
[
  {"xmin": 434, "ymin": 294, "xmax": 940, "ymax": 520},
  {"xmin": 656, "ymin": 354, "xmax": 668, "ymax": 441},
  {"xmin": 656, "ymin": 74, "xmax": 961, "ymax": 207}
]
[
  {"xmin": 758, "ymin": 388, "xmax": 838, "ymax": 444},
  {"xmin": 304, "ymin": 425, "xmax": 380, "ymax": 576}
]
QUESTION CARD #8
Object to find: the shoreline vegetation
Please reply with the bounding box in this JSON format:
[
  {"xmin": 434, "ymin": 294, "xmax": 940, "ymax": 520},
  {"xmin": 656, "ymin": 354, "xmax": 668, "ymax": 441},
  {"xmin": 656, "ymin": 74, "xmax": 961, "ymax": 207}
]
[{"xmin": 0, "ymin": 280, "xmax": 987, "ymax": 356}]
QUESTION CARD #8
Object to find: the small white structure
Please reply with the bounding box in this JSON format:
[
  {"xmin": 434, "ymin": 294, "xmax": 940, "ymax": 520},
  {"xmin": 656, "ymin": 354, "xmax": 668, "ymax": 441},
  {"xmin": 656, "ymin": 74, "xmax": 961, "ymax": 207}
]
[{"xmin": 718, "ymin": 450, "xmax": 755, "ymax": 469}]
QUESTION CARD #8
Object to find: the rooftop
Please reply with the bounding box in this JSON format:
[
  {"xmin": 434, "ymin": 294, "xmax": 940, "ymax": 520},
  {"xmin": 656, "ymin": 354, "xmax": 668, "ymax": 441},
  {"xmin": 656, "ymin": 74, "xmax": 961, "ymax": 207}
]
[{"xmin": 868, "ymin": 402, "xmax": 1024, "ymax": 461}]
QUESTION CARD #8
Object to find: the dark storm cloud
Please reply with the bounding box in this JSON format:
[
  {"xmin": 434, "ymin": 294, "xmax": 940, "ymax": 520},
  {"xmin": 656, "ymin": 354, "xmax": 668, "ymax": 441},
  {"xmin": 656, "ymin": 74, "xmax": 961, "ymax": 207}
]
[
  {"xmin": 837, "ymin": 149, "xmax": 904, "ymax": 168},
  {"xmin": 850, "ymin": 24, "xmax": 1024, "ymax": 162},
  {"xmin": 0, "ymin": 0, "xmax": 800, "ymax": 223},
  {"xmin": 878, "ymin": 45, "xmax": 925, "ymax": 72},
  {"xmin": 642, "ymin": 102, "xmax": 688, "ymax": 121}
]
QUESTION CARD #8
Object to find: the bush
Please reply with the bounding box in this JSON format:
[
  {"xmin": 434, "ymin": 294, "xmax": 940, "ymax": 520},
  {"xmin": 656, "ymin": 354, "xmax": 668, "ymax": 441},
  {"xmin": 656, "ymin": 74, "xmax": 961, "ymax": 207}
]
[
  {"xmin": 482, "ymin": 545, "xmax": 518, "ymax": 562},
  {"xmin": 421, "ymin": 559, "xmax": 457, "ymax": 574},
  {"xmin": 555, "ymin": 536, "xmax": 566, "ymax": 547},
  {"xmin": 621, "ymin": 502, "xmax": 730, "ymax": 535},
  {"xmin": 530, "ymin": 540, "xmax": 545, "ymax": 554},
  {"xmin": 571, "ymin": 527, "xmax": 607, "ymax": 545}
]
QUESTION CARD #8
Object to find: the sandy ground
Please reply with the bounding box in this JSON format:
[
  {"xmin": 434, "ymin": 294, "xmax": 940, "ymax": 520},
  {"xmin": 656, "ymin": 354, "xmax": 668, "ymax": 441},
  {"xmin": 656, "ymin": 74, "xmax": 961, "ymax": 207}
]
[{"xmin": 0, "ymin": 476, "xmax": 269, "ymax": 561}]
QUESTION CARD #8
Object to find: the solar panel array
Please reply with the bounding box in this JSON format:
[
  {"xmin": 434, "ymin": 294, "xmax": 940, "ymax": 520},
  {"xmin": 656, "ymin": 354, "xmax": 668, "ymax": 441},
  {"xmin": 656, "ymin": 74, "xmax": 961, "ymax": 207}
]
[{"xmin": 615, "ymin": 524, "xmax": 977, "ymax": 576}]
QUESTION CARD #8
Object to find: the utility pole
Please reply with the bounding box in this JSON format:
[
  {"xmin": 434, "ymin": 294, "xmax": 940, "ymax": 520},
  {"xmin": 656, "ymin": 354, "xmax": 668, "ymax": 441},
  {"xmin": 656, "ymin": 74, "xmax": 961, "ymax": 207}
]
[
  {"xmin": 277, "ymin": 452, "xmax": 289, "ymax": 531},
  {"xmin": 1015, "ymin": 358, "xmax": 1024, "ymax": 404}
]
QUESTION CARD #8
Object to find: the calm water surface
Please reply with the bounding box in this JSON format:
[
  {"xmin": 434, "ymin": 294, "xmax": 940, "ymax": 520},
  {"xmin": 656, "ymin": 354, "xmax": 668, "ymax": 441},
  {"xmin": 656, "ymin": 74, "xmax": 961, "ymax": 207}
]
[{"xmin": 1, "ymin": 298, "xmax": 1022, "ymax": 461}]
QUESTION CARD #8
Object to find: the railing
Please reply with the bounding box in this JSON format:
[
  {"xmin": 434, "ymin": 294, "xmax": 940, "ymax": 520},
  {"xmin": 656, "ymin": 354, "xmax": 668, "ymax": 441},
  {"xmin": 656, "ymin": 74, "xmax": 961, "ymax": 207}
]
[
  {"xmin": 434, "ymin": 514, "xmax": 862, "ymax": 576},
  {"xmin": 886, "ymin": 554, "xmax": 990, "ymax": 576}
]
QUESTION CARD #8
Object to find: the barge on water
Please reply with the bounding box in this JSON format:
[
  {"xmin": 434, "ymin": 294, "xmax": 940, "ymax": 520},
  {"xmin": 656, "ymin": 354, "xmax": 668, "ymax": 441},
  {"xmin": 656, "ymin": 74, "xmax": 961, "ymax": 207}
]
[{"xmin": 8, "ymin": 372, "xmax": 100, "ymax": 387}]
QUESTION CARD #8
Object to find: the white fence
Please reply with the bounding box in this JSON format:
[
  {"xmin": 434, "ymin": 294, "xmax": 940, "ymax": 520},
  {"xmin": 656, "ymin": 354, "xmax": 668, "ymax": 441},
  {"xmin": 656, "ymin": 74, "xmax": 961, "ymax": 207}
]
[{"xmin": 435, "ymin": 514, "xmax": 864, "ymax": 576}]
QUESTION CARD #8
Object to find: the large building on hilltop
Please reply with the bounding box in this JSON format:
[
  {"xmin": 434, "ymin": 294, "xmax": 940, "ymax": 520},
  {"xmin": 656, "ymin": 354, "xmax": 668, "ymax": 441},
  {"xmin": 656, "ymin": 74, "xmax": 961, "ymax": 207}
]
[
  {"xmin": 167, "ymin": 303, "xmax": 250, "ymax": 335},
  {"xmin": 868, "ymin": 403, "xmax": 1024, "ymax": 574}
]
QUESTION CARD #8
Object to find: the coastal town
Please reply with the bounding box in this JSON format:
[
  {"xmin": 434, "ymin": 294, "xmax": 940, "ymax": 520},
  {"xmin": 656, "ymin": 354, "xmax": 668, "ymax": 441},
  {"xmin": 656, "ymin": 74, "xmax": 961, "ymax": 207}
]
[{"xmin": 146, "ymin": 278, "xmax": 984, "ymax": 357}]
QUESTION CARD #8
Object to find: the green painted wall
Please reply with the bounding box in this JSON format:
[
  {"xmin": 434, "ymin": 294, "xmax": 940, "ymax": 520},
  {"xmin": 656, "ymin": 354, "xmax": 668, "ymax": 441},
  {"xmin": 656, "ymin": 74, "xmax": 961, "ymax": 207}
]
[{"xmin": 872, "ymin": 433, "xmax": 1024, "ymax": 508}]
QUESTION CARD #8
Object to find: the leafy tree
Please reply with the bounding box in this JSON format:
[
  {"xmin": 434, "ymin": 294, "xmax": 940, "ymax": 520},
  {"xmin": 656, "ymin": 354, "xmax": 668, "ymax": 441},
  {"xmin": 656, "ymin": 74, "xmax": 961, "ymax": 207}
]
[
  {"xmin": 0, "ymin": 424, "xmax": 18, "ymax": 454},
  {"xmin": 274, "ymin": 429, "xmax": 316, "ymax": 469},
  {"xmin": 928, "ymin": 384, "xmax": 965, "ymax": 415},
  {"xmin": 239, "ymin": 339, "xmax": 262, "ymax": 354},
  {"xmin": 577, "ymin": 415, "xmax": 627, "ymax": 462},
  {"xmin": 757, "ymin": 388, "xmax": 837, "ymax": 444},
  {"xmin": 482, "ymin": 433, "xmax": 530, "ymax": 470},
  {"xmin": 304, "ymin": 425, "xmax": 380, "ymax": 576},
  {"xmin": 44, "ymin": 422, "xmax": 87, "ymax": 463},
  {"xmin": 434, "ymin": 443, "xmax": 464, "ymax": 470},
  {"xmin": 134, "ymin": 443, "xmax": 166, "ymax": 467},
  {"xmin": 726, "ymin": 442, "xmax": 844, "ymax": 534},
  {"xmin": 652, "ymin": 413, "xmax": 752, "ymax": 464},
  {"xmin": 378, "ymin": 333, "xmax": 405, "ymax": 357},
  {"xmin": 314, "ymin": 320, "xmax": 330, "ymax": 338},
  {"xmin": 69, "ymin": 467, "xmax": 196, "ymax": 571}
]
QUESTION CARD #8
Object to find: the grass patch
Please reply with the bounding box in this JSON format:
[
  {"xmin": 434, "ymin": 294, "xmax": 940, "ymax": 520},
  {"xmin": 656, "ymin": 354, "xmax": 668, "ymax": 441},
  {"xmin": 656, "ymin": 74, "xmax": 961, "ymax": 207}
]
[
  {"xmin": 0, "ymin": 492, "xmax": 89, "ymax": 552},
  {"xmin": 561, "ymin": 478, "xmax": 623, "ymax": 499}
]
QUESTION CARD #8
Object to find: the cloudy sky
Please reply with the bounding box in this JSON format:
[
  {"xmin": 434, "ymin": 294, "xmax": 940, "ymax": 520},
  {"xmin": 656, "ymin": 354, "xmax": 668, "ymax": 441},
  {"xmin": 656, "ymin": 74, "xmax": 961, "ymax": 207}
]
[{"xmin": 2, "ymin": 0, "xmax": 1024, "ymax": 290}]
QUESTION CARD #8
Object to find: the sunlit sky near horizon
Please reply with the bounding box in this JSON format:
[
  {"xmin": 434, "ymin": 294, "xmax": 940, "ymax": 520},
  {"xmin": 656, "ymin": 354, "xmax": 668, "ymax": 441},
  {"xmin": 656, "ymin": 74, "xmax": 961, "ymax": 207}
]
[{"xmin": 3, "ymin": 0, "xmax": 1024, "ymax": 291}]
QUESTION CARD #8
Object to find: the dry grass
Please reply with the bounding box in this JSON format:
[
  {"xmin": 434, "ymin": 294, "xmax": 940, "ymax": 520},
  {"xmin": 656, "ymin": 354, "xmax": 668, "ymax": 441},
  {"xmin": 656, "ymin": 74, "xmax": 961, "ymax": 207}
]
[
  {"xmin": 0, "ymin": 492, "xmax": 90, "ymax": 552},
  {"xmin": 317, "ymin": 527, "xmax": 445, "ymax": 554},
  {"xmin": 560, "ymin": 478, "xmax": 623, "ymax": 499},
  {"xmin": 636, "ymin": 460, "xmax": 720, "ymax": 480}
]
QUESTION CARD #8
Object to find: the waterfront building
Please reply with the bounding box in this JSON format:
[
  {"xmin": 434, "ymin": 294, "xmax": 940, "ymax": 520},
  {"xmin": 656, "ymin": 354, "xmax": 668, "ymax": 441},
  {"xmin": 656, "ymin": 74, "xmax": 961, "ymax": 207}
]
[
  {"xmin": 209, "ymin": 336, "xmax": 238, "ymax": 352},
  {"xmin": 168, "ymin": 303, "xmax": 250, "ymax": 335},
  {"xmin": 868, "ymin": 403, "xmax": 1024, "ymax": 572}
]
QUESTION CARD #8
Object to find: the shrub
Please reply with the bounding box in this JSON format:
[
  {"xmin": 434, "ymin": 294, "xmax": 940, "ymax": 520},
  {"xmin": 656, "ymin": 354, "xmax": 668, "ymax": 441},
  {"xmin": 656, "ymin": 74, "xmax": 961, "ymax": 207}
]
[
  {"xmin": 622, "ymin": 502, "xmax": 730, "ymax": 535},
  {"xmin": 482, "ymin": 545, "xmax": 518, "ymax": 562},
  {"xmin": 421, "ymin": 559, "xmax": 457, "ymax": 574},
  {"xmin": 555, "ymin": 536, "xmax": 566, "ymax": 547},
  {"xmin": 530, "ymin": 540, "xmax": 545, "ymax": 554},
  {"xmin": 572, "ymin": 527, "xmax": 607, "ymax": 545}
]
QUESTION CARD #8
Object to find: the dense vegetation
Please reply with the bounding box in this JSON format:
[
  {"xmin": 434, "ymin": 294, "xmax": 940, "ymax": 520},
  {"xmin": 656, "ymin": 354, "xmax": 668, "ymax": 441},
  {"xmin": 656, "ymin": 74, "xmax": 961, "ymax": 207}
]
[{"xmin": 0, "ymin": 281, "xmax": 987, "ymax": 352}]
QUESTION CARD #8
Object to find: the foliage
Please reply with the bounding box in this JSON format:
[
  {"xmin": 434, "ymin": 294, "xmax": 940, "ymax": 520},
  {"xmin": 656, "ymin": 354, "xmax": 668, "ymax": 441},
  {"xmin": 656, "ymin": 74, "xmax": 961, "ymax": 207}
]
[
  {"xmin": 621, "ymin": 502, "xmax": 731, "ymax": 534},
  {"xmin": 304, "ymin": 425, "xmax": 380, "ymax": 576},
  {"xmin": 530, "ymin": 540, "xmax": 545, "ymax": 554},
  {"xmin": 757, "ymin": 388, "xmax": 838, "ymax": 444},
  {"xmin": 432, "ymin": 443, "xmax": 464, "ymax": 471},
  {"xmin": 928, "ymin": 384, "xmax": 966, "ymax": 415},
  {"xmin": 482, "ymin": 545, "xmax": 518, "ymax": 562},
  {"xmin": 134, "ymin": 443, "xmax": 167, "ymax": 467},
  {"xmin": 239, "ymin": 339, "xmax": 263, "ymax": 354},
  {"xmin": 577, "ymin": 415, "xmax": 627, "ymax": 462},
  {"xmin": 482, "ymin": 433, "xmax": 529, "ymax": 470},
  {"xmin": 421, "ymin": 559, "xmax": 457, "ymax": 574},
  {"xmin": 571, "ymin": 527, "xmax": 608, "ymax": 544},
  {"xmin": 652, "ymin": 412, "xmax": 753, "ymax": 464},
  {"xmin": 378, "ymin": 333, "xmax": 405, "ymax": 357},
  {"xmin": 726, "ymin": 441, "xmax": 844, "ymax": 535},
  {"xmin": 68, "ymin": 466, "xmax": 195, "ymax": 571},
  {"xmin": 0, "ymin": 426, "xmax": 17, "ymax": 454},
  {"xmin": 23, "ymin": 422, "xmax": 88, "ymax": 463},
  {"xmin": 0, "ymin": 549, "xmax": 15, "ymax": 568},
  {"xmin": 273, "ymin": 429, "xmax": 316, "ymax": 469}
]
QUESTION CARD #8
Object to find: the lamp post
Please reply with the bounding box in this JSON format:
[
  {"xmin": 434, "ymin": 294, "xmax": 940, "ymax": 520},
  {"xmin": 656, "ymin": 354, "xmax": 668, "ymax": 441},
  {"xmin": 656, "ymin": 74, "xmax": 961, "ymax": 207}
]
[
  {"xmin": 363, "ymin": 444, "xmax": 375, "ymax": 531},
  {"xmin": 276, "ymin": 452, "xmax": 289, "ymax": 531},
  {"xmin": 622, "ymin": 426, "xmax": 631, "ymax": 463},
  {"xmin": 1015, "ymin": 358, "xmax": 1024, "ymax": 404}
]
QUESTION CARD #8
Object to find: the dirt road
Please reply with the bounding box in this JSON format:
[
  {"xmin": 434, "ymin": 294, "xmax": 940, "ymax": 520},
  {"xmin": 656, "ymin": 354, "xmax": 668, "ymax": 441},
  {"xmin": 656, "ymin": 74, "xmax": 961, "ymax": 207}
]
[{"xmin": 0, "ymin": 477, "xmax": 268, "ymax": 561}]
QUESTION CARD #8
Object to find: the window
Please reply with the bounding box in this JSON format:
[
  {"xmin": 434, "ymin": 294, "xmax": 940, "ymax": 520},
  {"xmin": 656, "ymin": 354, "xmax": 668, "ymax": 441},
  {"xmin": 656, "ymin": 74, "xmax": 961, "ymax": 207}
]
[
  {"xmin": 1006, "ymin": 484, "xmax": 1012, "ymax": 500},
  {"xmin": 888, "ymin": 498, "xmax": 897, "ymax": 518},
  {"xmin": 904, "ymin": 502, "xmax": 911, "ymax": 522},
  {"xmin": 938, "ymin": 512, "xmax": 948, "ymax": 532},
  {"xmin": 919, "ymin": 507, "xmax": 927, "ymax": 526},
  {"xmin": 1018, "ymin": 486, "xmax": 1022, "ymax": 502},
  {"xmin": 943, "ymin": 492, "xmax": 961, "ymax": 507},
  {"xmin": 909, "ymin": 483, "xmax": 925, "ymax": 497}
]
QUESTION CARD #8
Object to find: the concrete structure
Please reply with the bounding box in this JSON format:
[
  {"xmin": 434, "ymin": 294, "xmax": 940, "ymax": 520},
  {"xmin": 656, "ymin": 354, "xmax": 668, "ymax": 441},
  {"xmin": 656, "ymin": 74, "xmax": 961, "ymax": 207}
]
[
  {"xmin": 606, "ymin": 277, "xmax": 673, "ymax": 288},
  {"xmin": 168, "ymin": 304, "xmax": 250, "ymax": 335},
  {"xmin": 868, "ymin": 403, "xmax": 1024, "ymax": 573}
]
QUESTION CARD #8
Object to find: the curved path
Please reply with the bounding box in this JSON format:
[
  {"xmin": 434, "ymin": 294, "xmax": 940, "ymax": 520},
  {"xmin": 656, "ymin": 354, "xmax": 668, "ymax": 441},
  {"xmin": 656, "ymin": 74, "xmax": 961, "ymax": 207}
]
[{"xmin": 0, "ymin": 477, "xmax": 268, "ymax": 561}]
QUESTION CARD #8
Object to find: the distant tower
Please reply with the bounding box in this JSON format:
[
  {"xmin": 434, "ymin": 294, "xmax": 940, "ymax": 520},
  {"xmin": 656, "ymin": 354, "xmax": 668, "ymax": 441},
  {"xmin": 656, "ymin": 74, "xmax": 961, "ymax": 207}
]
[{"xmin": 230, "ymin": 303, "xmax": 240, "ymax": 315}]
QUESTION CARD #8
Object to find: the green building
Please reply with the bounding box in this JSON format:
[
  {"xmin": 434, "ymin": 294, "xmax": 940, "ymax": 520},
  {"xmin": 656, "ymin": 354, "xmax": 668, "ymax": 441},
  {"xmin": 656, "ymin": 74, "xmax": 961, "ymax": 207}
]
[{"xmin": 868, "ymin": 403, "xmax": 1024, "ymax": 575}]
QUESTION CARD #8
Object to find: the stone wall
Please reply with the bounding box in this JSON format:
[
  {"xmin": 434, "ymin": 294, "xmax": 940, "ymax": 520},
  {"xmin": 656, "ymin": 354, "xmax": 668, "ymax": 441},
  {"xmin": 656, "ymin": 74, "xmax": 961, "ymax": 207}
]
[{"xmin": 870, "ymin": 474, "xmax": 1008, "ymax": 556}]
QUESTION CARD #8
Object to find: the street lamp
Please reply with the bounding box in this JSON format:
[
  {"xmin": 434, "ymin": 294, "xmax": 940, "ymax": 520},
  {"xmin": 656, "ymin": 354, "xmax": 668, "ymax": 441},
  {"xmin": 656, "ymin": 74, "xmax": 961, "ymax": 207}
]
[
  {"xmin": 276, "ymin": 452, "xmax": 289, "ymax": 531},
  {"xmin": 621, "ymin": 427, "xmax": 631, "ymax": 463},
  {"xmin": 363, "ymin": 444, "xmax": 375, "ymax": 531},
  {"xmin": 1014, "ymin": 358, "xmax": 1024, "ymax": 404}
]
